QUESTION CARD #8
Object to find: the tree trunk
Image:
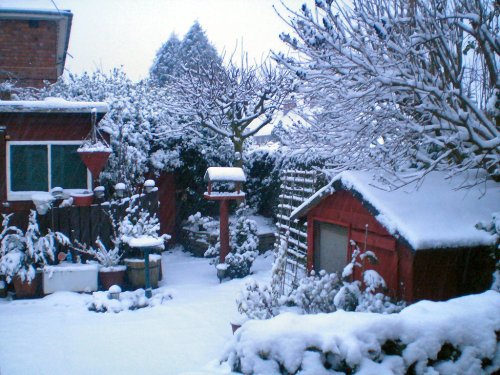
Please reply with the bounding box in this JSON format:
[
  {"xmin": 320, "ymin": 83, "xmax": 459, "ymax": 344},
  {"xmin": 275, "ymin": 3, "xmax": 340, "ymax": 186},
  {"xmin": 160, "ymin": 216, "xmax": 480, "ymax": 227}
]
[{"xmin": 233, "ymin": 138, "xmax": 244, "ymax": 168}]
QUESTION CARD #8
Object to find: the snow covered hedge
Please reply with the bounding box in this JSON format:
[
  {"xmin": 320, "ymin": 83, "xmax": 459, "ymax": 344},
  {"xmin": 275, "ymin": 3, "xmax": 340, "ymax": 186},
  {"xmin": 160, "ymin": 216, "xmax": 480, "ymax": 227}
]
[{"xmin": 224, "ymin": 291, "xmax": 500, "ymax": 374}]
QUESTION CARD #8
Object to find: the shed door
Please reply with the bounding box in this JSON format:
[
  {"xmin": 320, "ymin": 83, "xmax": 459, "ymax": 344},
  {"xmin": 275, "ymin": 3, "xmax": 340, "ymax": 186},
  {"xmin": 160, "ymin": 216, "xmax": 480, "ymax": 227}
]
[{"xmin": 314, "ymin": 222, "xmax": 348, "ymax": 274}]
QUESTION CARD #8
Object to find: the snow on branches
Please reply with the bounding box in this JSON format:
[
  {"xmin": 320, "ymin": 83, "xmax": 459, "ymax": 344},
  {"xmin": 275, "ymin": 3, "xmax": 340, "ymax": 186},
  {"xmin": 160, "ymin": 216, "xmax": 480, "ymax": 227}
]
[
  {"xmin": 172, "ymin": 57, "xmax": 292, "ymax": 167},
  {"xmin": 276, "ymin": 0, "xmax": 499, "ymax": 182}
]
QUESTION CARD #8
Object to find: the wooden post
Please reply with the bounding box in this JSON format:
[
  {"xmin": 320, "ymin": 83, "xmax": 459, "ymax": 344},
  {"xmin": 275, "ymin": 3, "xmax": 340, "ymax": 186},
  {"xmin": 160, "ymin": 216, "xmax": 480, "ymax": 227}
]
[{"xmin": 219, "ymin": 199, "xmax": 230, "ymax": 263}]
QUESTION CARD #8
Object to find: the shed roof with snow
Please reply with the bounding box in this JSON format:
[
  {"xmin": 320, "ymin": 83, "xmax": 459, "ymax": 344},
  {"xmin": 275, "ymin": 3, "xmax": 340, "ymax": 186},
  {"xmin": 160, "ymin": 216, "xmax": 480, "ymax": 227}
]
[
  {"xmin": 204, "ymin": 167, "xmax": 246, "ymax": 183},
  {"xmin": 0, "ymin": 98, "xmax": 109, "ymax": 114},
  {"xmin": 292, "ymin": 170, "xmax": 500, "ymax": 251}
]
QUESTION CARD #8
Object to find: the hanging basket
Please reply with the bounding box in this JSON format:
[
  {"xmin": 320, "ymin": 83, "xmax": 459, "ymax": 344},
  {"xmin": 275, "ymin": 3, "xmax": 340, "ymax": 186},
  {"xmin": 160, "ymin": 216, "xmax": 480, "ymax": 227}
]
[
  {"xmin": 78, "ymin": 108, "xmax": 111, "ymax": 179},
  {"xmin": 78, "ymin": 150, "xmax": 111, "ymax": 177}
]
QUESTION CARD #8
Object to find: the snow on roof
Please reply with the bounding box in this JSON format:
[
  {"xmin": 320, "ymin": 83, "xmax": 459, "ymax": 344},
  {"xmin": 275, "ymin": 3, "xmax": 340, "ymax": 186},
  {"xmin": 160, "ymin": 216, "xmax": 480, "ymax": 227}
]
[
  {"xmin": 204, "ymin": 167, "xmax": 246, "ymax": 182},
  {"xmin": 0, "ymin": 98, "xmax": 108, "ymax": 114},
  {"xmin": 0, "ymin": 1, "xmax": 71, "ymax": 15},
  {"xmin": 291, "ymin": 170, "xmax": 500, "ymax": 250}
]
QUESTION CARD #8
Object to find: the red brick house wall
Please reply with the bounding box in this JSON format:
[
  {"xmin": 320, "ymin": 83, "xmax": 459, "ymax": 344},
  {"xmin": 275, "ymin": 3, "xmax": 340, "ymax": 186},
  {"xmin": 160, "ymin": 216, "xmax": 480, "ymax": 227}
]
[{"xmin": 0, "ymin": 19, "xmax": 59, "ymax": 87}]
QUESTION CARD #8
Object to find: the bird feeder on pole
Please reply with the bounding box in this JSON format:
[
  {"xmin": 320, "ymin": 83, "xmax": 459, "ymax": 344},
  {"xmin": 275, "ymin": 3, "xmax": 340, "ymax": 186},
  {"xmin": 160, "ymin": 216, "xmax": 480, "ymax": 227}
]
[{"xmin": 203, "ymin": 167, "xmax": 246, "ymax": 265}]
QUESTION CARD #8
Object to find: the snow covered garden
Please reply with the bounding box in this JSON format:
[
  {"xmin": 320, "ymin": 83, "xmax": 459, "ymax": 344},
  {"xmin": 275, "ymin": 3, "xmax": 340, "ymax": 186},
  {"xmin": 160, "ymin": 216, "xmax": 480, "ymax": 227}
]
[{"xmin": 0, "ymin": 0, "xmax": 499, "ymax": 374}]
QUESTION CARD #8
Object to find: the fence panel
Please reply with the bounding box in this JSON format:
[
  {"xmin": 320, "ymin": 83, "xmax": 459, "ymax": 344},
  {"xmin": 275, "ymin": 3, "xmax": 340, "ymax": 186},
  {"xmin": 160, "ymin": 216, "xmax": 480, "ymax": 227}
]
[{"xmin": 39, "ymin": 191, "xmax": 159, "ymax": 255}]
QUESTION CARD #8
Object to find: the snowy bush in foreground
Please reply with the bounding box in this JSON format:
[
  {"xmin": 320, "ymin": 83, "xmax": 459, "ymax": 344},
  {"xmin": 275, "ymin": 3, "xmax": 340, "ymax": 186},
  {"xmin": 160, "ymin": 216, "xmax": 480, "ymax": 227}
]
[
  {"xmin": 237, "ymin": 240, "xmax": 402, "ymax": 320},
  {"xmin": 224, "ymin": 291, "xmax": 500, "ymax": 374},
  {"xmin": 0, "ymin": 212, "xmax": 69, "ymax": 282},
  {"xmin": 205, "ymin": 205, "xmax": 259, "ymax": 279}
]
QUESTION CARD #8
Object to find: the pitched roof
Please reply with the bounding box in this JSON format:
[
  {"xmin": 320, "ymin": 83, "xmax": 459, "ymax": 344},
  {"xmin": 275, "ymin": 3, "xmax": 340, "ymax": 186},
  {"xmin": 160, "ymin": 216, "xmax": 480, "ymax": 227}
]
[{"xmin": 291, "ymin": 170, "xmax": 500, "ymax": 251}]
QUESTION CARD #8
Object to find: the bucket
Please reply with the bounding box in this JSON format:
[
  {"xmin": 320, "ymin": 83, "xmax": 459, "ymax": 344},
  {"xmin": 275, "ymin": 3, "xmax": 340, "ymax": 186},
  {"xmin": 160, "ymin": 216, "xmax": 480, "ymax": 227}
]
[{"xmin": 125, "ymin": 258, "xmax": 160, "ymax": 289}]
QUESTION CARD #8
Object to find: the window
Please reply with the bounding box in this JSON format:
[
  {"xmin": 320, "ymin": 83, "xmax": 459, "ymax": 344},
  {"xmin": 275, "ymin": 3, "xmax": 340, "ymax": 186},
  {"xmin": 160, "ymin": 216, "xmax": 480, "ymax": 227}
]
[
  {"xmin": 313, "ymin": 221, "xmax": 349, "ymax": 274},
  {"xmin": 7, "ymin": 142, "xmax": 90, "ymax": 200}
]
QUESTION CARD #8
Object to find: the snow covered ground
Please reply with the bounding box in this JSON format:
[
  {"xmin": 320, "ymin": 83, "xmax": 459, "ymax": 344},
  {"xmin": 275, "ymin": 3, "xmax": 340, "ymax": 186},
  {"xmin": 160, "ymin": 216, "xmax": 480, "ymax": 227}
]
[{"xmin": 0, "ymin": 247, "xmax": 273, "ymax": 375}]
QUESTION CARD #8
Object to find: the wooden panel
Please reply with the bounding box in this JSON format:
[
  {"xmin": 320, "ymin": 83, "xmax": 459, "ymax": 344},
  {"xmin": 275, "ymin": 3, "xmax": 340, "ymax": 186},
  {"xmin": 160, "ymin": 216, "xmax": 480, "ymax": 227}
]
[
  {"xmin": 89, "ymin": 205, "xmax": 100, "ymax": 246},
  {"xmin": 157, "ymin": 172, "xmax": 176, "ymax": 239}
]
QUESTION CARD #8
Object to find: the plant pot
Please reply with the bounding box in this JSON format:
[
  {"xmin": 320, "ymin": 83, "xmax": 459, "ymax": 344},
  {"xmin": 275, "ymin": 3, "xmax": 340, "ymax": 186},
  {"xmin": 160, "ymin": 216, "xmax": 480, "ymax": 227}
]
[
  {"xmin": 125, "ymin": 256, "xmax": 161, "ymax": 289},
  {"xmin": 71, "ymin": 192, "xmax": 94, "ymax": 207},
  {"xmin": 43, "ymin": 263, "xmax": 99, "ymax": 294},
  {"xmin": 99, "ymin": 266, "xmax": 126, "ymax": 291},
  {"xmin": 78, "ymin": 150, "xmax": 111, "ymax": 177},
  {"xmin": 13, "ymin": 271, "xmax": 42, "ymax": 299}
]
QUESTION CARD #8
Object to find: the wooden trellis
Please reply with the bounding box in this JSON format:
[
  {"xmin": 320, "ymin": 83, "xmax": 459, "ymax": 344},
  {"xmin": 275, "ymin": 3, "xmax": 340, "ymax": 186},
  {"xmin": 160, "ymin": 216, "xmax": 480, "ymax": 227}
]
[{"xmin": 276, "ymin": 169, "xmax": 317, "ymax": 295}]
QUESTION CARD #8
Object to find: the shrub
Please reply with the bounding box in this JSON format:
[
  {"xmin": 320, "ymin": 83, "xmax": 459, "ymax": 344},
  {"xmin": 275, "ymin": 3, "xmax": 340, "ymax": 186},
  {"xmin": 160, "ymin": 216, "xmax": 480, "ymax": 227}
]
[
  {"xmin": 205, "ymin": 205, "xmax": 259, "ymax": 279},
  {"xmin": 0, "ymin": 211, "xmax": 69, "ymax": 282},
  {"xmin": 237, "ymin": 240, "xmax": 403, "ymax": 320}
]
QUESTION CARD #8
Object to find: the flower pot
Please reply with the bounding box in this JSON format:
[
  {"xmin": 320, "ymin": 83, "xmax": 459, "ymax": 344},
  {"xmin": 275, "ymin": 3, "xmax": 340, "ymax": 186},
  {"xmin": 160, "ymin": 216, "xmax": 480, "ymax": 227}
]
[
  {"xmin": 71, "ymin": 192, "xmax": 94, "ymax": 207},
  {"xmin": 13, "ymin": 271, "xmax": 42, "ymax": 299},
  {"xmin": 124, "ymin": 256, "xmax": 161, "ymax": 289},
  {"xmin": 99, "ymin": 266, "xmax": 126, "ymax": 291},
  {"xmin": 78, "ymin": 150, "xmax": 111, "ymax": 178}
]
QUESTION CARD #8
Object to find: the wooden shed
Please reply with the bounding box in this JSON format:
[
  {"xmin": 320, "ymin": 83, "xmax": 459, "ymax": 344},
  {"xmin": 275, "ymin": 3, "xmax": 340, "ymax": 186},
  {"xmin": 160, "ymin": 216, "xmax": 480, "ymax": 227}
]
[
  {"xmin": 291, "ymin": 171, "xmax": 499, "ymax": 302},
  {"xmin": 0, "ymin": 98, "xmax": 108, "ymax": 226}
]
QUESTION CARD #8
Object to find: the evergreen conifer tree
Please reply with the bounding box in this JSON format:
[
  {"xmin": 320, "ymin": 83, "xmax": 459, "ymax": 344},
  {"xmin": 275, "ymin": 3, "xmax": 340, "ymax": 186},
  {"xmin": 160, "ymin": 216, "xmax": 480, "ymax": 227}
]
[
  {"xmin": 150, "ymin": 33, "xmax": 181, "ymax": 85},
  {"xmin": 150, "ymin": 22, "xmax": 221, "ymax": 86}
]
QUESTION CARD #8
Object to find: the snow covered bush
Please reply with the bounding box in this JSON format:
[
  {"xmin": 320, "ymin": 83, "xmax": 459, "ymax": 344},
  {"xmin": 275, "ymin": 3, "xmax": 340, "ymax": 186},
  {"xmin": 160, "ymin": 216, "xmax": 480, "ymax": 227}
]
[
  {"xmin": 72, "ymin": 237, "xmax": 122, "ymax": 268},
  {"xmin": 0, "ymin": 211, "xmax": 69, "ymax": 282},
  {"xmin": 237, "ymin": 240, "xmax": 402, "ymax": 320},
  {"xmin": 186, "ymin": 212, "xmax": 214, "ymax": 233},
  {"xmin": 88, "ymin": 288, "xmax": 172, "ymax": 313},
  {"xmin": 244, "ymin": 148, "xmax": 282, "ymax": 217},
  {"xmin": 205, "ymin": 205, "xmax": 258, "ymax": 279},
  {"xmin": 224, "ymin": 291, "xmax": 500, "ymax": 375}
]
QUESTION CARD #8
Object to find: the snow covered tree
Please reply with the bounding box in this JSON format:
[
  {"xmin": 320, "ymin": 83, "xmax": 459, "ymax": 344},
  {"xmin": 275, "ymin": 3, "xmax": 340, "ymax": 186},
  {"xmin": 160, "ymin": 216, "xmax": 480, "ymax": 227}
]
[
  {"xmin": 174, "ymin": 57, "xmax": 291, "ymax": 167},
  {"xmin": 150, "ymin": 33, "xmax": 181, "ymax": 85},
  {"xmin": 150, "ymin": 22, "xmax": 221, "ymax": 86},
  {"xmin": 177, "ymin": 21, "xmax": 222, "ymax": 74},
  {"xmin": 277, "ymin": 0, "xmax": 499, "ymax": 182},
  {"xmin": 18, "ymin": 69, "xmax": 181, "ymax": 187}
]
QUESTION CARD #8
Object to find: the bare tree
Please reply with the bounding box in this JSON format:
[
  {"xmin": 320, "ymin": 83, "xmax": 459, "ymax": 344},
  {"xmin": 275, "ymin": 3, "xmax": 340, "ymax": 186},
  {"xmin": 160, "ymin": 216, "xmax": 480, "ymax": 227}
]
[
  {"xmin": 276, "ymin": 0, "xmax": 499, "ymax": 182},
  {"xmin": 173, "ymin": 57, "xmax": 291, "ymax": 167}
]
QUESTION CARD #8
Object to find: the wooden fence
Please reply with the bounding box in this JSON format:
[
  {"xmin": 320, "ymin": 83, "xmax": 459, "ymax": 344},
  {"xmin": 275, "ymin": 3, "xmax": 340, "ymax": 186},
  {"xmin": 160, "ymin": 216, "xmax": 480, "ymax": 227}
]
[{"xmin": 37, "ymin": 190, "xmax": 159, "ymax": 253}]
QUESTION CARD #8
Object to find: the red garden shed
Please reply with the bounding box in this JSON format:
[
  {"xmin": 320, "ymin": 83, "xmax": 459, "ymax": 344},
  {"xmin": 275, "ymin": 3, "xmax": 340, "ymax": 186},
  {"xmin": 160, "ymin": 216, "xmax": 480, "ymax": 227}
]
[
  {"xmin": 291, "ymin": 170, "xmax": 499, "ymax": 302},
  {"xmin": 0, "ymin": 98, "xmax": 108, "ymax": 226}
]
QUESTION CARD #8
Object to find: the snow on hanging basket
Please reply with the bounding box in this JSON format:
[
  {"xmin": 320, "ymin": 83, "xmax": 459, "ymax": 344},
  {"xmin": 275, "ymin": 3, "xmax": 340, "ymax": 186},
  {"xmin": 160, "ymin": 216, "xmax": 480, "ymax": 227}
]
[{"xmin": 78, "ymin": 108, "xmax": 112, "ymax": 178}]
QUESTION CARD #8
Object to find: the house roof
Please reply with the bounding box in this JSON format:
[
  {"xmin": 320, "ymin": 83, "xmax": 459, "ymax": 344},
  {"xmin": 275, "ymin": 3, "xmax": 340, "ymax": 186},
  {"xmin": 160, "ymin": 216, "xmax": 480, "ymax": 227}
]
[
  {"xmin": 0, "ymin": 98, "xmax": 109, "ymax": 114},
  {"xmin": 204, "ymin": 167, "xmax": 246, "ymax": 183},
  {"xmin": 291, "ymin": 170, "xmax": 500, "ymax": 251},
  {"xmin": 0, "ymin": 5, "xmax": 73, "ymax": 78}
]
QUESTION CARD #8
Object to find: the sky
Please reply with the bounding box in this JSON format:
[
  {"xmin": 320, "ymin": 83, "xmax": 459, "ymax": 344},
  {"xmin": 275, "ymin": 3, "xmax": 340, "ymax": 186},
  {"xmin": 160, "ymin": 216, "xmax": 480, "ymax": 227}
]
[{"xmin": 1, "ymin": 0, "xmax": 309, "ymax": 81}]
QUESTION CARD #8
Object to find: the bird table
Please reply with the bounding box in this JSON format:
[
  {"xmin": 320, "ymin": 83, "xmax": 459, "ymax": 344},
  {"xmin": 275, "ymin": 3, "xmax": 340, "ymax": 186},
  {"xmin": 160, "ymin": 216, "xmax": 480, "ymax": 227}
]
[
  {"xmin": 128, "ymin": 236, "xmax": 164, "ymax": 298},
  {"xmin": 203, "ymin": 167, "xmax": 246, "ymax": 264}
]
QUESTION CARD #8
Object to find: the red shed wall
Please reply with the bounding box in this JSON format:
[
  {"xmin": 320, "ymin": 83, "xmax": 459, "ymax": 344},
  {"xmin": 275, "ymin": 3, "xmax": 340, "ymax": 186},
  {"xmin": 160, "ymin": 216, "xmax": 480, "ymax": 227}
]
[
  {"xmin": 306, "ymin": 190, "xmax": 494, "ymax": 303},
  {"xmin": 0, "ymin": 113, "xmax": 94, "ymax": 225},
  {"xmin": 307, "ymin": 190, "xmax": 414, "ymax": 300},
  {"xmin": 0, "ymin": 19, "xmax": 59, "ymax": 87}
]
